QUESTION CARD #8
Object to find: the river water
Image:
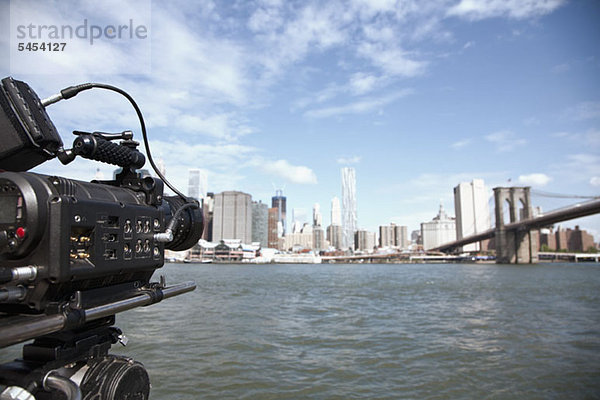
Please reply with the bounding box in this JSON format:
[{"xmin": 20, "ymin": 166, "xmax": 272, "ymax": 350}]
[{"xmin": 3, "ymin": 263, "xmax": 600, "ymax": 399}]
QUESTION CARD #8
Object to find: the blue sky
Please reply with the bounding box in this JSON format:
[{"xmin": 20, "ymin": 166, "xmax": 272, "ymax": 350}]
[{"xmin": 1, "ymin": 0, "xmax": 599, "ymax": 240}]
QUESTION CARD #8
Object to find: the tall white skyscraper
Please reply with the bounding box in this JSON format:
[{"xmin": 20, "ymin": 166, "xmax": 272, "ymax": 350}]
[
  {"xmin": 454, "ymin": 178, "xmax": 491, "ymax": 252},
  {"xmin": 188, "ymin": 169, "xmax": 200, "ymax": 200},
  {"xmin": 330, "ymin": 196, "xmax": 342, "ymax": 226},
  {"xmin": 341, "ymin": 167, "xmax": 357, "ymax": 251},
  {"xmin": 188, "ymin": 169, "xmax": 208, "ymax": 200}
]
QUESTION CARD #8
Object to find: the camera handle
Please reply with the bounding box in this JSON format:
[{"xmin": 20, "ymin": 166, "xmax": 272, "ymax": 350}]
[{"xmin": 57, "ymin": 131, "xmax": 146, "ymax": 169}]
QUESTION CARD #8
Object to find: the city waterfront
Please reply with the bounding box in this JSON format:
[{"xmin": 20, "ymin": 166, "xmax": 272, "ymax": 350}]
[{"xmin": 7, "ymin": 262, "xmax": 597, "ymax": 399}]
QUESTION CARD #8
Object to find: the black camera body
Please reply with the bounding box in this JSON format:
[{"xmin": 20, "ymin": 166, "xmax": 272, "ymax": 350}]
[
  {"xmin": 0, "ymin": 170, "xmax": 200, "ymax": 312},
  {"xmin": 0, "ymin": 77, "xmax": 203, "ymax": 399}
]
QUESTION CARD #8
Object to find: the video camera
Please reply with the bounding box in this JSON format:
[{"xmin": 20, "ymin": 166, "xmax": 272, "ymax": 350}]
[{"xmin": 0, "ymin": 77, "xmax": 203, "ymax": 399}]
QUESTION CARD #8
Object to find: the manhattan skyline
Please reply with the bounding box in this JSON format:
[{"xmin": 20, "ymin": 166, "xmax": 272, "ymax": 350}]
[{"xmin": 1, "ymin": 0, "xmax": 598, "ymax": 237}]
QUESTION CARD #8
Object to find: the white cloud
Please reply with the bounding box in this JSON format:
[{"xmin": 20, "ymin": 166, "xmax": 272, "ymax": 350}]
[
  {"xmin": 590, "ymin": 177, "xmax": 600, "ymax": 187},
  {"xmin": 451, "ymin": 138, "xmax": 472, "ymax": 149},
  {"xmin": 485, "ymin": 130, "xmax": 527, "ymax": 152},
  {"xmin": 260, "ymin": 159, "xmax": 318, "ymax": 184},
  {"xmin": 463, "ymin": 41, "xmax": 475, "ymax": 49},
  {"xmin": 357, "ymin": 42, "xmax": 427, "ymax": 77},
  {"xmin": 517, "ymin": 173, "xmax": 552, "ymax": 186},
  {"xmin": 337, "ymin": 156, "xmax": 362, "ymax": 164},
  {"xmin": 304, "ymin": 89, "xmax": 413, "ymax": 118},
  {"xmin": 247, "ymin": 6, "xmax": 284, "ymax": 33},
  {"xmin": 447, "ymin": 0, "xmax": 566, "ymax": 20},
  {"xmin": 349, "ymin": 73, "xmax": 381, "ymax": 95}
]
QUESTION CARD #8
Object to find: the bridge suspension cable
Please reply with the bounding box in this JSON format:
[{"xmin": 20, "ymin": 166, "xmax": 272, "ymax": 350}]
[{"xmin": 531, "ymin": 190, "xmax": 600, "ymax": 200}]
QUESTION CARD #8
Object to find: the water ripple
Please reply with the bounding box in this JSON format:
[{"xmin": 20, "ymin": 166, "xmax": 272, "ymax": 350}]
[{"xmin": 2, "ymin": 263, "xmax": 599, "ymax": 399}]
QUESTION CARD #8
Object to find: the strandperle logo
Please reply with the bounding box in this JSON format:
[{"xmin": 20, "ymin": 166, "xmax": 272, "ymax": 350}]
[{"xmin": 16, "ymin": 19, "xmax": 148, "ymax": 45}]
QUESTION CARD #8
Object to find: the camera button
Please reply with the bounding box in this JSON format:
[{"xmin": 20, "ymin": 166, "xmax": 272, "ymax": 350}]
[{"xmin": 16, "ymin": 227, "xmax": 26, "ymax": 239}]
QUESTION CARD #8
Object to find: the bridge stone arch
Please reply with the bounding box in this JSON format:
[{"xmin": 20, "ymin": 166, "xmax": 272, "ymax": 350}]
[{"xmin": 493, "ymin": 187, "xmax": 538, "ymax": 264}]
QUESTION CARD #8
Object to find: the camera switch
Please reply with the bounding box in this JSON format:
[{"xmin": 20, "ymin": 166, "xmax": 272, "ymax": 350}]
[{"xmin": 16, "ymin": 227, "xmax": 26, "ymax": 239}]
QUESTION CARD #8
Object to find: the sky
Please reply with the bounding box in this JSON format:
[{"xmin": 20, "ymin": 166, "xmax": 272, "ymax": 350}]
[{"xmin": 1, "ymin": 0, "xmax": 599, "ymax": 240}]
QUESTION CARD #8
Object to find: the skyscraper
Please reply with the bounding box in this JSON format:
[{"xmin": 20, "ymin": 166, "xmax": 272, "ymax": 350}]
[
  {"xmin": 201, "ymin": 192, "xmax": 214, "ymax": 242},
  {"xmin": 454, "ymin": 179, "xmax": 491, "ymax": 252},
  {"xmin": 251, "ymin": 201, "xmax": 268, "ymax": 246},
  {"xmin": 212, "ymin": 191, "xmax": 252, "ymax": 243},
  {"xmin": 313, "ymin": 203, "xmax": 322, "ymax": 227},
  {"xmin": 355, "ymin": 230, "xmax": 376, "ymax": 251},
  {"xmin": 267, "ymin": 208, "xmax": 279, "ymax": 248},
  {"xmin": 326, "ymin": 225, "xmax": 343, "ymax": 250},
  {"xmin": 271, "ymin": 189, "xmax": 286, "ymax": 237},
  {"xmin": 327, "ymin": 196, "xmax": 343, "ymax": 250},
  {"xmin": 341, "ymin": 167, "xmax": 357, "ymax": 251},
  {"xmin": 379, "ymin": 223, "xmax": 409, "ymax": 249},
  {"xmin": 331, "ymin": 196, "xmax": 342, "ymax": 226},
  {"xmin": 188, "ymin": 169, "xmax": 200, "ymax": 200},
  {"xmin": 188, "ymin": 169, "xmax": 208, "ymax": 200}
]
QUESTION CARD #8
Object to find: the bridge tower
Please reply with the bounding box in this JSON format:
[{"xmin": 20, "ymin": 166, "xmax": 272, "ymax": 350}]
[{"xmin": 494, "ymin": 187, "xmax": 539, "ymax": 264}]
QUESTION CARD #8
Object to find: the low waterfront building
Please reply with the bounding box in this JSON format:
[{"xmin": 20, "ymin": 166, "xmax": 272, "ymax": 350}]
[
  {"xmin": 541, "ymin": 226, "xmax": 596, "ymax": 252},
  {"xmin": 283, "ymin": 224, "xmax": 314, "ymax": 251}
]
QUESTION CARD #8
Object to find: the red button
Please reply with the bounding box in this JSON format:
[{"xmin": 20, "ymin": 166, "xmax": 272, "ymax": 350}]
[{"xmin": 16, "ymin": 227, "xmax": 26, "ymax": 239}]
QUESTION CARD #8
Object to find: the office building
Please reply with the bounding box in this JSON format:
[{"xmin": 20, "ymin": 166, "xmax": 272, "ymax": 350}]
[
  {"xmin": 544, "ymin": 225, "xmax": 596, "ymax": 252},
  {"xmin": 313, "ymin": 203, "xmax": 323, "ymax": 227},
  {"xmin": 267, "ymin": 208, "xmax": 279, "ymax": 248},
  {"xmin": 212, "ymin": 191, "xmax": 252, "ymax": 243},
  {"xmin": 327, "ymin": 224, "xmax": 343, "ymax": 250},
  {"xmin": 188, "ymin": 169, "xmax": 208, "ymax": 200},
  {"xmin": 251, "ymin": 201, "xmax": 268, "ymax": 246},
  {"xmin": 271, "ymin": 189, "xmax": 287, "ymax": 237},
  {"xmin": 313, "ymin": 227, "xmax": 326, "ymax": 252},
  {"xmin": 454, "ymin": 179, "xmax": 491, "ymax": 252},
  {"xmin": 341, "ymin": 167, "xmax": 357, "ymax": 251},
  {"xmin": 283, "ymin": 223, "xmax": 313, "ymax": 251},
  {"xmin": 355, "ymin": 230, "xmax": 376, "ymax": 252},
  {"xmin": 379, "ymin": 223, "xmax": 409, "ymax": 249},
  {"xmin": 201, "ymin": 192, "xmax": 214, "ymax": 241},
  {"xmin": 411, "ymin": 230, "xmax": 422, "ymax": 246},
  {"xmin": 331, "ymin": 196, "xmax": 342, "ymax": 226},
  {"xmin": 421, "ymin": 203, "xmax": 456, "ymax": 250}
]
